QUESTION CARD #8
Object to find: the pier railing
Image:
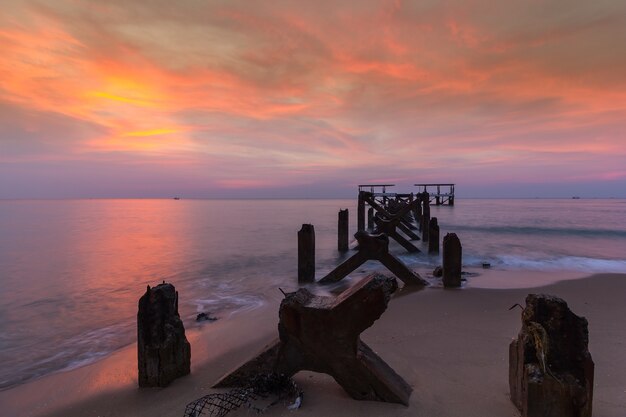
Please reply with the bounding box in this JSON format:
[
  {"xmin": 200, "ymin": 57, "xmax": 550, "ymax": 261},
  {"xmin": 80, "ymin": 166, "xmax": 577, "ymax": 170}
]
[{"xmin": 414, "ymin": 183, "xmax": 455, "ymax": 206}]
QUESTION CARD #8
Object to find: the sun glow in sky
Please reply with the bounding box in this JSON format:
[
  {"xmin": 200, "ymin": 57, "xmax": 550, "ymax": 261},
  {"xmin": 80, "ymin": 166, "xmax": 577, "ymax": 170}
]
[{"xmin": 1, "ymin": 0, "xmax": 625, "ymax": 198}]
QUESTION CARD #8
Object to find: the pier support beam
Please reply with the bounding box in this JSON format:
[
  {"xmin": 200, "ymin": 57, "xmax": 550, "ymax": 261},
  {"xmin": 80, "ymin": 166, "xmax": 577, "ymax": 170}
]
[
  {"xmin": 373, "ymin": 216, "xmax": 421, "ymax": 253},
  {"xmin": 361, "ymin": 193, "xmax": 421, "ymax": 250},
  {"xmin": 415, "ymin": 193, "xmax": 422, "ymax": 231},
  {"xmin": 428, "ymin": 217, "xmax": 440, "ymax": 254},
  {"xmin": 298, "ymin": 224, "xmax": 315, "ymax": 283},
  {"xmin": 421, "ymin": 193, "xmax": 430, "ymax": 242},
  {"xmin": 338, "ymin": 209, "xmax": 349, "ymax": 252},
  {"xmin": 319, "ymin": 231, "xmax": 427, "ymax": 286},
  {"xmin": 357, "ymin": 191, "xmax": 366, "ymax": 232},
  {"xmin": 367, "ymin": 207, "xmax": 374, "ymax": 230}
]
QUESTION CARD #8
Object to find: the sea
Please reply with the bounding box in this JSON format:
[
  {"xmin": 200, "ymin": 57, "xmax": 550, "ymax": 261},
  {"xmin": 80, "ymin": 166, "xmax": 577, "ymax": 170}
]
[{"xmin": 0, "ymin": 198, "xmax": 625, "ymax": 391}]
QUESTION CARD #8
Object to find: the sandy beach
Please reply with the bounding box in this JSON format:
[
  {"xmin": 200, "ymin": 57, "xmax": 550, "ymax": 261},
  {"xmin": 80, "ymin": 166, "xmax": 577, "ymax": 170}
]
[{"xmin": 2, "ymin": 271, "xmax": 625, "ymax": 417}]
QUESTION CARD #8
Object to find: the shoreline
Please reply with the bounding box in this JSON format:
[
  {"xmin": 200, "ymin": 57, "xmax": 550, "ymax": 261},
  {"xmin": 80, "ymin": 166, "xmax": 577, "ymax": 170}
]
[{"xmin": 2, "ymin": 271, "xmax": 625, "ymax": 417}]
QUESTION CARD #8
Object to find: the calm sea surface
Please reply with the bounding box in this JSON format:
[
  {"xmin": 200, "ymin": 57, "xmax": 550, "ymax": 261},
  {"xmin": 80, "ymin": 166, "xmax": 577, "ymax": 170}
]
[{"xmin": 0, "ymin": 198, "xmax": 625, "ymax": 389}]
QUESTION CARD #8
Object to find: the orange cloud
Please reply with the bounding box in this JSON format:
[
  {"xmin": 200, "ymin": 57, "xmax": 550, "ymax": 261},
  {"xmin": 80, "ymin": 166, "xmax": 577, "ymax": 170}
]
[{"xmin": 1, "ymin": 0, "xmax": 625, "ymax": 197}]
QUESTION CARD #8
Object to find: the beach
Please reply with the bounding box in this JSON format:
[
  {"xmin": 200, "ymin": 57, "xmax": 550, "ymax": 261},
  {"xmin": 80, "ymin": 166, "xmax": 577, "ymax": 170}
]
[{"xmin": 2, "ymin": 271, "xmax": 625, "ymax": 417}]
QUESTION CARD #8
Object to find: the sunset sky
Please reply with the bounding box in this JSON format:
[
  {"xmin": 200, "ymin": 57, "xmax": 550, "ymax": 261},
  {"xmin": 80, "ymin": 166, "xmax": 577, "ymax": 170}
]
[{"xmin": 1, "ymin": 0, "xmax": 625, "ymax": 198}]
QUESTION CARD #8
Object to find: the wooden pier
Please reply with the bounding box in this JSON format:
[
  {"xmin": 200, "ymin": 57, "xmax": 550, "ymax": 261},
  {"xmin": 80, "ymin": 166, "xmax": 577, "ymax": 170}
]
[{"xmin": 414, "ymin": 183, "xmax": 455, "ymax": 206}]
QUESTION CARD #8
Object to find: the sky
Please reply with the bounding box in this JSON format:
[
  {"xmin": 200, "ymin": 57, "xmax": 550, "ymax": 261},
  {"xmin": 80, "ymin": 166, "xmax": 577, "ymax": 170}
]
[{"xmin": 1, "ymin": 0, "xmax": 625, "ymax": 198}]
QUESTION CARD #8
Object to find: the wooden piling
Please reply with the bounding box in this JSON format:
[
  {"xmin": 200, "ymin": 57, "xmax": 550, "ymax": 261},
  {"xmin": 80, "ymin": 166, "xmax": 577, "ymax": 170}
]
[
  {"xmin": 421, "ymin": 193, "xmax": 430, "ymax": 242},
  {"xmin": 428, "ymin": 217, "xmax": 439, "ymax": 254},
  {"xmin": 298, "ymin": 224, "xmax": 315, "ymax": 283},
  {"xmin": 357, "ymin": 191, "xmax": 366, "ymax": 232},
  {"xmin": 338, "ymin": 209, "xmax": 349, "ymax": 252},
  {"xmin": 442, "ymin": 233, "xmax": 462, "ymax": 288},
  {"xmin": 415, "ymin": 193, "xmax": 423, "ymax": 231}
]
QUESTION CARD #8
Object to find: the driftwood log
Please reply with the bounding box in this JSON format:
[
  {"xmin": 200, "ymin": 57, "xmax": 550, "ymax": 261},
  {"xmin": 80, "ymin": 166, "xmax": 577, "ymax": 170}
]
[{"xmin": 215, "ymin": 274, "xmax": 413, "ymax": 405}]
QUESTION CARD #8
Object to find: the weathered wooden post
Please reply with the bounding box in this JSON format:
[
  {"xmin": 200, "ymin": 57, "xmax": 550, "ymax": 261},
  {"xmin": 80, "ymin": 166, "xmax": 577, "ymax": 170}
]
[
  {"xmin": 367, "ymin": 207, "xmax": 374, "ymax": 230},
  {"xmin": 137, "ymin": 282, "xmax": 191, "ymax": 387},
  {"xmin": 509, "ymin": 294, "xmax": 594, "ymax": 417},
  {"xmin": 442, "ymin": 233, "xmax": 462, "ymax": 287},
  {"xmin": 449, "ymin": 184, "xmax": 455, "ymax": 206},
  {"xmin": 415, "ymin": 193, "xmax": 423, "ymax": 231},
  {"xmin": 338, "ymin": 209, "xmax": 349, "ymax": 252},
  {"xmin": 357, "ymin": 191, "xmax": 366, "ymax": 232},
  {"xmin": 428, "ymin": 217, "xmax": 439, "ymax": 254},
  {"xmin": 421, "ymin": 193, "xmax": 430, "ymax": 242},
  {"xmin": 298, "ymin": 224, "xmax": 315, "ymax": 283}
]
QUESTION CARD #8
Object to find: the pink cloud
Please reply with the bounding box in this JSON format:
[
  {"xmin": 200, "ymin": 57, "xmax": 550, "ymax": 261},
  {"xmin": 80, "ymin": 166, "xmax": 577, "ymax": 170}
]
[{"xmin": 1, "ymin": 0, "xmax": 625, "ymax": 197}]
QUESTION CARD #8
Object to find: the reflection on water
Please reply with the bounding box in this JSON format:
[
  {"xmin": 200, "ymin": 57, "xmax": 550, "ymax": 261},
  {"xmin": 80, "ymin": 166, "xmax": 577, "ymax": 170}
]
[
  {"xmin": 0, "ymin": 199, "xmax": 356, "ymax": 389},
  {"xmin": 0, "ymin": 198, "xmax": 624, "ymax": 389}
]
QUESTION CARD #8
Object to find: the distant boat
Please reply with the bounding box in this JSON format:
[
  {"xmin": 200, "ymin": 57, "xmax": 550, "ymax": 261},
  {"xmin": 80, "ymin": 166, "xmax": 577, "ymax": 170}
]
[
  {"xmin": 572, "ymin": 196, "xmax": 580, "ymax": 199},
  {"xmin": 173, "ymin": 197, "xmax": 180, "ymax": 200}
]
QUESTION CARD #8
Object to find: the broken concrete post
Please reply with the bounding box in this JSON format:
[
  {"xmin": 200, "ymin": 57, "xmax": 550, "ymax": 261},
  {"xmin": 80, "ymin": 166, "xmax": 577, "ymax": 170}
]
[
  {"xmin": 338, "ymin": 209, "xmax": 349, "ymax": 252},
  {"xmin": 137, "ymin": 282, "xmax": 191, "ymax": 387},
  {"xmin": 428, "ymin": 217, "xmax": 439, "ymax": 254},
  {"xmin": 357, "ymin": 191, "xmax": 366, "ymax": 231},
  {"xmin": 367, "ymin": 207, "xmax": 374, "ymax": 230},
  {"xmin": 509, "ymin": 294, "xmax": 594, "ymax": 417},
  {"xmin": 421, "ymin": 193, "xmax": 430, "ymax": 242},
  {"xmin": 215, "ymin": 274, "xmax": 413, "ymax": 406},
  {"xmin": 442, "ymin": 233, "xmax": 462, "ymax": 287},
  {"xmin": 298, "ymin": 224, "xmax": 315, "ymax": 283}
]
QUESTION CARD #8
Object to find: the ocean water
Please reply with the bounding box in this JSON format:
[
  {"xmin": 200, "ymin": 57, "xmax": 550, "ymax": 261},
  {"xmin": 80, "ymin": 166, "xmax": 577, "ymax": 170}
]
[{"xmin": 0, "ymin": 198, "xmax": 625, "ymax": 390}]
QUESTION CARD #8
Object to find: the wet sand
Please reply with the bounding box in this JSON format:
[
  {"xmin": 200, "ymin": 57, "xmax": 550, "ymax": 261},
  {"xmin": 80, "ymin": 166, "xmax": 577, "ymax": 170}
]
[{"xmin": 2, "ymin": 272, "xmax": 625, "ymax": 417}]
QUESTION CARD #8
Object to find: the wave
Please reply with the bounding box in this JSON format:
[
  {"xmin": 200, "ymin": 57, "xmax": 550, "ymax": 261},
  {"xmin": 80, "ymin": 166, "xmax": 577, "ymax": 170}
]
[
  {"xmin": 463, "ymin": 254, "xmax": 626, "ymax": 273},
  {"xmin": 0, "ymin": 322, "xmax": 133, "ymax": 391},
  {"xmin": 445, "ymin": 224, "xmax": 626, "ymax": 238},
  {"xmin": 194, "ymin": 291, "xmax": 265, "ymax": 318}
]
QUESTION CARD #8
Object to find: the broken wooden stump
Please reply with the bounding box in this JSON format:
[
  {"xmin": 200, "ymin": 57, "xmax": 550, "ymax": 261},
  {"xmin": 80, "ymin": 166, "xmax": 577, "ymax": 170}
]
[
  {"xmin": 137, "ymin": 282, "xmax": 190, "ymax": 387},
  {"xmin": 338, "ymin": 209, "xmax": 349, "ymax": 252},
  {"xmin": 215, "ymin": 274, "xmax": 413, "ymax": 405},
  {"xmin": 298, "ymin": 224, "xmax": 315, "ymax": 283},
  {"xmin": 428, "ymin": 217, "xmax": 439, "ymax": 254},
  {"xmin": 509, "ymin": 294, "xmax": 594, "ymax": 417},
  {"xmin": 442, "ymin": 233, "xmax": 462, "ymax": 287},
  {"xmin": 319, "ymin": 231, "xmax": 428, "ymax": 286}
]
